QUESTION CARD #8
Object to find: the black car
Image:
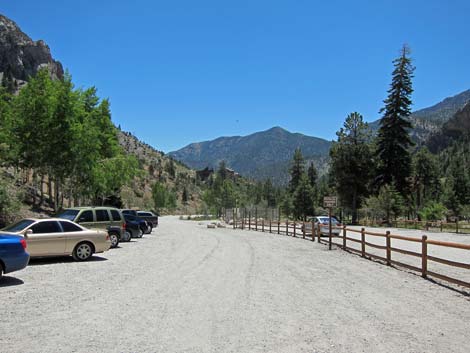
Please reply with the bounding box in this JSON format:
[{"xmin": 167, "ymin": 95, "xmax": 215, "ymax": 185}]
[
  {"xmin": 136, "ymin": 211, "xmax": 159, "ymax": 228},
  {"xmin": 123, "ymin": 214, "xmax": 151, "ymax": 237}
]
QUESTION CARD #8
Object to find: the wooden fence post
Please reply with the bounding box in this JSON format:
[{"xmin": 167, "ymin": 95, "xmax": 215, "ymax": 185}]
[
  {"xmin": 286, "ymin": 220, "xmax": 289, "ymax": 236},
  {"xmin": 386, "ymin": 231, "xmax": 391, "ymax": 266},
  {"xmin": 262, "ymin": 219, "xmax": 264, "ymax": 232},
  {"xmin": 440, "ymin": 221, "xmax": 443, "ymax": 232},
  {"xmin": 293, "ymin": 222, "xmax": 296, "ymax": 237},
  {"xmin": 311, "ymin": 221, "xmax": 315, "ymax": 241},
  {"xmin": 302, "ymin": 221, "xmax": 305, "ymax": 239},
  {"xmin": 317, "ymin": 224, "xmax": 321, "ymax": 243},
  {"xmin": 422, "ymin": 235, "xmax": 428, "ymax": 278},
  {"xmin": 269, "ymin": 219, "xmax": 272, "ymax": 233},
  {"xmin": 278, "ymin": 220, "xmax": 280, "ymax": 235},
  {"xmin": 361, "ymin": 228, "xmax": 366, "ymax": 257},
  {"xmin": 255, "ymin": 215, "xmax": 258, "ymax": 231},
  {"xmin": 342, "ymin": 225, "xmax": 346, "ymax": 250}
]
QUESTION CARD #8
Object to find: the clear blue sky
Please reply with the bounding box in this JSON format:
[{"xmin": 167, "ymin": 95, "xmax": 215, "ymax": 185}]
[{"xmin": 2, "ymin": 1, "xmax": 469, "ymax": 152}]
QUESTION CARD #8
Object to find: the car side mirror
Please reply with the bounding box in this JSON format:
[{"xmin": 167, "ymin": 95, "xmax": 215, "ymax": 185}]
[{"xmin": 24, "ymin": 229, "xmax": 33, "ymax": 237}]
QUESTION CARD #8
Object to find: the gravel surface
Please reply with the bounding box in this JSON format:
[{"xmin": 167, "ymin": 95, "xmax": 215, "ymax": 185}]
[{"xmin": 1, "ymin": 216, "xmax": 470, "ymax": 353}]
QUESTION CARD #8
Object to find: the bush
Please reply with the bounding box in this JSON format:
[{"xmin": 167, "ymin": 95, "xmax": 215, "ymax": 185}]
[
  {"xmin": 419, "ymin": 202, "xmax": 447, "ymax": 221},
  {"xmin": 0, "ymin": 182, "xmax": 20, "ymax": 227}
]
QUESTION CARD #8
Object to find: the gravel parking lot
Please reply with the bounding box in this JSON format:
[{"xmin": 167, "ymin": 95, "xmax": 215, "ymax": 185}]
[{"xmin": 1, "ymin": 216, "xmax": 470, "ymax": 353}]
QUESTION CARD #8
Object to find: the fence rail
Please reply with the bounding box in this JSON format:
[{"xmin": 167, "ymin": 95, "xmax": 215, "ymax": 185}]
[
  {"xmin": 359, "ymin": 219, "xmax": 470, "ymax": 234},
  {"xmin": 232, "ymin": 217, "xmax": 470, "ymax": 291}
]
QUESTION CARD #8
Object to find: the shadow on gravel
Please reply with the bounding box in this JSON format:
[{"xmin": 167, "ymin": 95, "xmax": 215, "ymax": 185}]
[
  {"xmin": 0, "ymin": 276, "xmax": 24, "ymax": 287},
  {"xmin": 28, "ymin": 256, "xmax": 108, "ymax": 266}
]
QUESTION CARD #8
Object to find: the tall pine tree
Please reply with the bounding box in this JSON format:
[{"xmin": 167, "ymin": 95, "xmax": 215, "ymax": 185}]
[
  {"xmin": 289, "ymin": 148, "xmax": 305, "ymax": 193},
  {"xmin": 376, "ymin": 45, "xmax": 415, "ymax": 196}
]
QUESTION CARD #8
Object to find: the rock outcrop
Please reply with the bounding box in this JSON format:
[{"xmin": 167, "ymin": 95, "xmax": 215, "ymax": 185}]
[{"xmin": 0, "ymin": 14, "xmax": 63, "ymax": 84}]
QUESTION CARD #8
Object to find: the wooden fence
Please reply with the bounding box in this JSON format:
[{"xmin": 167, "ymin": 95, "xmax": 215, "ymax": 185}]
[
  {"xmin": 233, "ymin": 217, "xmax": 470, "ymax": 290},
  {"xmin": 359, "ymin": 219, "xmax": 470, "ymax": 234}
]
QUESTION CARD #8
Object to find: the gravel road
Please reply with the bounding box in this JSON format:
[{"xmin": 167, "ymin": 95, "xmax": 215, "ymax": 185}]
[{"xmin": 1, "ymin": 216, "xmax": 470, "ymax": 353}]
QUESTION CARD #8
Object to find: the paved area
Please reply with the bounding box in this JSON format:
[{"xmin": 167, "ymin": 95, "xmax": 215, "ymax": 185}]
[{"xmin": 1, "ymin": 216, "xmax": 470, "ymax": 353}]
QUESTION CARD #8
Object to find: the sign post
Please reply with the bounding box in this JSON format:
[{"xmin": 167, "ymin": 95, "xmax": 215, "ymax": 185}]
[{"xmin": 323, "ymin": 196, "xmax": 337, "ymax": 250}]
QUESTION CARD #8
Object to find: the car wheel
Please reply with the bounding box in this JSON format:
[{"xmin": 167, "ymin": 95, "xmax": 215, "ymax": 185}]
[
  {"xmin": 73, "ymin": 242, "xmax": 94, "ymax": 261},
  {"xmin": 109, "ymin": 233, "xmax": 119, "ymax": 248},
  {"xmin": 138, "ymin": 228, "xmax": 144, "ymax": 238},
  {"xmin": 0, "ymin": 263, "xmax": 4, "ymax": 280},
  {"xmin": 124, "ymin": 230, "xmax": 132, "ymax": 242},
  {"xmin": 144, "ymin": 225, "xmax": 152, "ymax": 234}
]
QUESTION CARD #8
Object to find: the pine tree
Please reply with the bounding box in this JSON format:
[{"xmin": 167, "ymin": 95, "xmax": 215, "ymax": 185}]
[
  {"xmin": 289, "ymin": 148, "xmax": 305, "ymax": 193},
  {"xmin": 376, "ymin": 45, "xmax": 415, "ymax": 196},
  {"xmin": 293, "ymin": 174, "xmax": 315, "ymax": 220},
  {"xmin": 307, "ymin": 162, "xmax": 317, "ymax": 188},
  {"xmin": 330, "ymin": 112, "xmax": 373, "ymax": 224}
]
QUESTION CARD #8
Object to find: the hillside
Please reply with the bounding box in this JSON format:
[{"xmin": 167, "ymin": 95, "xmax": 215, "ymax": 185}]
[
  {"xmin": 169, "ymin": 127, "xmax": 332, "ymax": 184},
  {"xmin": 427, "ymin": 103, "xmax": 470, "ymax": 153},
  {"xmin": 369, "ymin": 89, "xmax": 470, "ymax": 143}
]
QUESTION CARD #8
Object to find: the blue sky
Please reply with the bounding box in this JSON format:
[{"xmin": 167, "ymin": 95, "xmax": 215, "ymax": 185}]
[{"xmin": 2, "ymin": 1, "xmax": 469, "ymax": 151}]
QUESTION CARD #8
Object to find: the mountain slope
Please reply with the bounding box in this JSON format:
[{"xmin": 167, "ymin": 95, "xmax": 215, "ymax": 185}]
[
  {"xmin": 170, "ymin": 127, "xmax": 332, "ymax": 183},
  {"xmin": 0, "ymin": 14, "xmax": 63, "ymax": 84},
  {"xmin": 427, "ymin": 102, "xmax": 470, "ymax": 153},
  {"xmin": 369, "ymin": 89, "xmax": 470, "ymax": 143}
]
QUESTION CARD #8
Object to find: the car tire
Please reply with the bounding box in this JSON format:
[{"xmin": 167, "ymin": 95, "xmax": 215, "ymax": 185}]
[
  {"xmin": 72, "ymin": 242, "xmax": 94, "ymax": 261},
  {"xmin": 109, "ymin": 233, "xmax": 119, "ymax": 248},
  {"xmin": 144, "ymin": 225, "xmax": 152, "ymax": 234},
  {"xmin": 124, "ymin": 230, "xmax": 132, "ymax": 242},
  {"xmin": 138, "ymin": 228, "xmax": 144, "ymax": 238},
  {"xmin": 0, "ymin": 263, "xmax": 4, "ymax": 280}
]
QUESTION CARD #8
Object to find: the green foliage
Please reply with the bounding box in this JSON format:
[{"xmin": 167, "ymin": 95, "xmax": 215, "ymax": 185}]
[
  {"xmin": 152, "ymin": 182, "xmax": 168, "ymax": 211},
  {"xmin": 292, "ymin": 174, "xmax": 315, "ymax": 220},
  {"xmin": 419, "ymin": 202, "xmax": 447, "ymax": 221},
  {"xmin": 364, "ymin": 184, "xmax": 404, "ymax": 224},
  {"xmin": 289, "ymin": 148, "xmax": 305, "ymax": 193},
  {"xmin": 0, "ymin": 181, "xmax": 20, "ymax": 226},
  {"xmin": 330, "ymin": 112, "xmax": 373, "ymax": 224},
  {"xmin": 411, "ymin": 147, "xmax": 440, "ymax": 212},
  {"xmin": 376, "ymin": 45, "xmax": 415, "ymax": 196}
]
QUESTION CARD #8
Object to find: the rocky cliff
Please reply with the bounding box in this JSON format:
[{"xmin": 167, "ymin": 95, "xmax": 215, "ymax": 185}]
[{"xmin": 0, "ymin": 14, "xmax": 63, "ymax": 84}]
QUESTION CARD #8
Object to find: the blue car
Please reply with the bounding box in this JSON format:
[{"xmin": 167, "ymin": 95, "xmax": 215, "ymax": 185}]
[{"xmin": 0, "ymin": 234, "xmax": 30, "ymax": 279}]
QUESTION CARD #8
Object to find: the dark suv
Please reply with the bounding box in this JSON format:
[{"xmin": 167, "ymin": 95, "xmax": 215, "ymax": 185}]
[{"xmin": 57, "ymin": 207, "xmax": 127, "ymax": 248}]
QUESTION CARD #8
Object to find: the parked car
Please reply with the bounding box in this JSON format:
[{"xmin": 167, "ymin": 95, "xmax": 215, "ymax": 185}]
[
  {"xmin": 0, "ymin": 233, "xmax": 30, "ymax": 279},
  {"xmin": 57, "ymin": 207, "xmax": 128, "ymax": 246},
  {"xmin": 136, "ymin": 211, "xmax": 159, "ymax": 228},
  {"xmin": 303, "ymin": 216, "xmax": 342, "ymax": 236},
  {"xmin": 123, "ymin": 214, "xmax": 151, "ymax": 236},
  {"xmin": 121, "ymin": 209, "xmax": 138, "ymax": 217},
  {"xmin": 0, "ymin": 218, "xmax": 110, "ymax": 261}
]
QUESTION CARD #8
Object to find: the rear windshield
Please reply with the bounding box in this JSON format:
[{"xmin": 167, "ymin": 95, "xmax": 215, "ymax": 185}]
[
  {"xmin": 2, "ymin": 219, "xmax": 35, "ymax": 232},
  {"xmin": 318, "ymin": 217, "xmax": 339, "ymax": 224},
  {"xmin": 137, "ymin": 212, "xmax": 152, "ymax": 217},
  {"xmin": 57, "ymin": 209, "xmax": 80, "ymax": 221}
]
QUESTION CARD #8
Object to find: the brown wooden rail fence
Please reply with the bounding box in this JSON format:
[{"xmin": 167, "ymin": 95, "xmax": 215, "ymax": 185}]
[
  {"xmin": 233, "ymin": 217, "xmax": 470, "ymax": 290},
  {"xmin": 360, "ymin": 219, "xmax": 470, "ymax": 234}
]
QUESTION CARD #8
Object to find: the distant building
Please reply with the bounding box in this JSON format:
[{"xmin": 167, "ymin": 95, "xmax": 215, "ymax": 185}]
[{"xmin": 196, "ymin": 167, "xmax": 214, "ymax": 181}]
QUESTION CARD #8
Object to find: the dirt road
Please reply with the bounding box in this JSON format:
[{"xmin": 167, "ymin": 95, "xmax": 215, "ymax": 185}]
[{"xmin": 1, "ymin": 217, "xmax": 469, "ymax": 353}]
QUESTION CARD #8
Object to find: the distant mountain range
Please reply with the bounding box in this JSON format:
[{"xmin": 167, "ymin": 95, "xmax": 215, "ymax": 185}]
[
  {"xmin": 171, "ymin": 90, "xmax": 470, "ymax": 184},
  {"xmin": 169, "ymin": 127, "xmax": 332, "ymax": 184}
]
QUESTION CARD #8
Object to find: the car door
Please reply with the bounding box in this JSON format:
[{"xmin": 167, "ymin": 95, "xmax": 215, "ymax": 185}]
[
  {"xmin": 76, "ymin": 210, "xmax": 95, "ymax": 229},
  {"xmin": 26, "ymin": 221, "xmax": 66, "ymax": 256},
  {"xmin": 59, "ymin": 221, "xmax": 86, "ymax": 254},
  {"xmin": 95, "ymin": 209, "xmax": 112, "ymax": 231}
]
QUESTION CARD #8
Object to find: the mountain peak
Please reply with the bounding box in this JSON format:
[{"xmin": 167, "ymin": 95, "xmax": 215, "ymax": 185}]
[{"xmin": 0, "ymin": 13, "xmax": 63, "ymax": 82}]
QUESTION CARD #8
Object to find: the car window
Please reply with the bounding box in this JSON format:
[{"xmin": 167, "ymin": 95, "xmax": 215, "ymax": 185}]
[
  {"xmin": 96, "ymin": 210, "xmax": 110, "ymax": 222},
  {"xmin": 59, "ymin": 221, "xmax": 82, "ymax": 232},
  {"xmin": 2, "ymin": 219, "xmax": 35, "ymax": 232},
  {"xmin": 124, "ymin": 214, "xmax": 136, "ymax": 221},
  {"xmin": 30, "ymin": 221, "xmax": 62, "ymax": 234},
  {"xmin": 78, "ymin": 210, "xmax": 94, "ymax": 223},
  {"xmin": 138, "ymin": 212, "xmax": 151, "ymax": 216},
  {"xmin": 56, "ymin": 209, "xmax": 79, "ymax": 221},
  {"xmin": 111, "ymin": 210, "xmax": 122, "ymax": 221}
]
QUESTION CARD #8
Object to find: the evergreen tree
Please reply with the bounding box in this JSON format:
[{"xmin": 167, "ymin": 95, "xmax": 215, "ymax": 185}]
[
  {"xmin": 330, "ymin": 112, "xmax": 373, "ymax": 224},
  {"xmin": 289, "ymin": 148, "xmax": 305, "ymax": 193},
  {"xmin": 293, "ymin": 174, "xmax": 315, "ymax": 220},
  {"xmin": 182, "ymin": 187, "xmax": 189, "ymax": 204},
  {"xmin": 375, "ymin": 45, "xmax": 415, "ymax": 196},
  {"xmin": 307, "ymin": 162, "xmax": 317, "ymax": 188},
  {"xmin": 411, "ymin": 147, "xmax": 440, "ymax": 214}
]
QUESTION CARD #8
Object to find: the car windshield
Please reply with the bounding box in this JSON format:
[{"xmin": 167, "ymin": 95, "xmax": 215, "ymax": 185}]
[
  {"xmin": 124, "ymin": 215, "xmax": 136, "ymax": 221},
  {"xmin": 2, "ymin": 219, "xmax": 35, "ymax": 232},
  {"xmin": 56, "ymin": 209, "xmax": 79, "ymax": 221}
]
